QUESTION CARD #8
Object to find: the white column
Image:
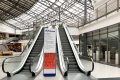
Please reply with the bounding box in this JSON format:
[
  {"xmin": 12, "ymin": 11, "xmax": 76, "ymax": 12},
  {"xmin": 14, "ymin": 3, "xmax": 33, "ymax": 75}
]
[
  {"xmin": 96, "ymin": 51, "xmax": 100, "ymax": 61},
  {"xmin": 105, "ymin": 51, "xmax": 110, "ymax": 63},
  {"xmin": 115, "ymin": 53, "xmax": 119, "ymax": 64}
]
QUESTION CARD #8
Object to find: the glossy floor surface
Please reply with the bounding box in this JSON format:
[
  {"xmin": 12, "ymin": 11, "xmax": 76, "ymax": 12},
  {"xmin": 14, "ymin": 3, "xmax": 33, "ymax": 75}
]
[
  {"xmin": 1, "ymin": 72, "xmax": 35, "ymax": 80},
  {"xmin": 0, "ymin": 52, "xmax": 120, "ymax": 80}
]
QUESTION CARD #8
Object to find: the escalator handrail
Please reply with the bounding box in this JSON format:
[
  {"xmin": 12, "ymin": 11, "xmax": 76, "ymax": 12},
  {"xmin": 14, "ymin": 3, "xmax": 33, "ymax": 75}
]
[
  {"xmin": 2, "ymin": 26, "xmax": 43, "ymax": 75},
  {"xmin": 63, "ymin": 24, "xmax": 91, "ymax": 75},
  {"xmin": 29, "ymin": 47, "xmax": 44, "ymax": 76},
  {"xmin": 2, "ymin": 58, "xmax": 7, "ymax": 73},
  {"xmin": 79, "ymin": 55, "xmax": 94, "ymax": 72},
  {"xmin": 56, "ymin": 26, "xmax": 67, "ymax": 76}
]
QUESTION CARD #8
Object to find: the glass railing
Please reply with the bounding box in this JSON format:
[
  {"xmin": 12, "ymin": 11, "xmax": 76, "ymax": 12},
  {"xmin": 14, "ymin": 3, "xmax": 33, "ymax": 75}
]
[
  {"xmin": 2, "ymin": 26, "xmax": 43, "ymax": 76},
  {"xmin": 63, "ymin": 24, "xmax": 94, "ymax": 75},
  {"xmin": 56, "ymin": 26, "xmax": 69, "ymax": 76},
  {"xmin": 81, "ymin": 0, "xmax": 120, "ymax": 26},
  {"xmin": 2, "ymin": 37, "xmax": 18, "ymax": 44},
  {"xmin": 29, "ymin": 47, "xmax": 44, "ymax": 76}
]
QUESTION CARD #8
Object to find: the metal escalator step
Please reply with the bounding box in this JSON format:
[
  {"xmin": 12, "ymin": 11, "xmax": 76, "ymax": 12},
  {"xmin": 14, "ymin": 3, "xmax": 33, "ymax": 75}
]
[
  {"xmin": 29, "ymin": 54, "xmax": 39, "ymax": 56},
  {"xmin": 37, "ymin": 37, "xmax": 44, "ymax": 39},
  {"xmin": 36, "ymin": 40, "xmax": 44, "ymax": 41},
  {"xmin": 59, "ymin": 36, "xmax": 67, "ymax": 37},
  {"xmin": 35, "ymin": 42, "xmax": 43, "ymax": 44},
  {"xmin": 60, "ymin": 37, "xmax": 67, "ymax": 38},
  {"xmin": 69, "ymin": 59, "xmax": 76, "ymax": 62},
  {"xmin": 61, "ymin": 44, "xmax": 70, "ymax": 46},
  {"xmin": 31, "ymin": 49, "xmax": 41, "ymax": 52},
  {"xmin": 67, "ymin": 56, "xmax": 75, "ymax": 59},
  {"xmin": 34, "ymin": 42, "xmax": 43, "ymax": 44},
  {"xmin": 63, "ymin": 50, "xmax": 73, "ymax": 52},
  {"xmin": 69, "ymin": 65, "xmax": 79, "ymax": 69},
  {"xmin": 27, "ymin": 57, "xmax": 34, "ymax": 60},
  {"xmin": 29, "ymin": 52, "xmax": 39, "ymax": 54},
  {"xmin": 60, "ymin": 37, "xmax": 68, "ymax": 39},
  {"xmin": 62, "ymin": 47, "xmax": 71, "ymax": 49},
  {"xmin": 69, "ymin": 68, "xmax": 80, "ymax": 71},
  {"xmin": 31, "ymin": 51, "xmax": 41, "ymax": 53},
  {"xmin": 61, "ymin": 42, "xmax": 70, "ymax": 43},
  {"xmin": 63, "ymin": 51, "xmax": 73, "ymax": 53},
  {"xmin": 26, "ymin": 60, "xmax": 30, "ymax": 63},
  {"xmin": 64, "ymin": 53, "xmax": 74, "ymax": 56},
  {"xmin": 22, "ymin": 66, "xmax": 29, "ymax": 70},
  {"xmin": 32, "ymin": 47, "xmax": 43, "ymax": 50},
  {"xmin": 61, "ymin": 42, "xmax": 69, "ymax": 44},
  {"xmin": 59, "ymin": 34, "xmax": 66, "ymax": 36},
  {"xmin": 69, "ymin": 62, "xmax": 77, "ymax": 65},
  {"xmin": 32, "ymin": 46, "xmax": 43, "ymax": 48},
  {"xmin": 60, "ymin": 39, "xmax": 69, "ymax": 42},
  {"xmin": 68, "ymin": 71, "xmax": 80, "ymax": 73},
  {"xmin": 60, "ymin": 39, "xmax": 68, "ymax": 40},
  {"xmin": 22, "ymin": 70, "xmax": 29, "ymax": 72},
  {"xmin": 24, "ymin": 63, "xmax": 30, "ymax": 66},
  {"xmin": 62, "ymin": 48, "xmax": 71, "ymax": 50},
  {"xmin": 62, "ymin": 46, "xmax": 71, "ymax": 48}
]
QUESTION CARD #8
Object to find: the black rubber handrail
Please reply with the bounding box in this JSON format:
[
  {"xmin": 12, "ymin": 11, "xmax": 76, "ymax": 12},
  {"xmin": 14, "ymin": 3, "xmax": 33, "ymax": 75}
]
[
  {"xmin": 2, "ymin": 58, "xmax": 11, "ymax": 76},
  {"xmin": 79, "ymin": 55, "xmax": 94, "ymax": 75}
]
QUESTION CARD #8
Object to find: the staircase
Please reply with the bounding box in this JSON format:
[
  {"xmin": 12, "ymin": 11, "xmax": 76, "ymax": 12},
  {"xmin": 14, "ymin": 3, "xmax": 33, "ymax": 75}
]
[
  {"xmin": 59, "ymin": 28, "xmax": 80, "ymax": 73},
  {"xmin": 21, "ymin": 28, "xmax": 44, "ymax": 72}
]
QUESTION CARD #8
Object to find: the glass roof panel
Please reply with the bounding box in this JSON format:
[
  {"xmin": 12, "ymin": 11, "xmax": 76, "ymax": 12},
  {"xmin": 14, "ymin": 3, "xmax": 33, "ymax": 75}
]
[{"xmin": 4, "ymin": 0, "xmax": 94, "ymax": 29}]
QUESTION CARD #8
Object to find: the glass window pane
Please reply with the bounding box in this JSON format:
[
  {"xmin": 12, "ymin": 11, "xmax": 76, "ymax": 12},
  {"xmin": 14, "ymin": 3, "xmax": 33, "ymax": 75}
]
[
  {"xmin": 108, "ymin": 31, "xmax": 118, "ymax": 40},
  {"xmin": 87, "ymin": 37, "xmax": 92, "ymax": 57},
  {"xmin": 100, "ymin": 33, "xmax": 107, "ymax": 63},
  {"xmin": 108, "ymin": 31, "xmax": 118, "ymax": 65},
  {"xmin": 93, "ymin": 35, "xmax": 99, "ymax": 61}
]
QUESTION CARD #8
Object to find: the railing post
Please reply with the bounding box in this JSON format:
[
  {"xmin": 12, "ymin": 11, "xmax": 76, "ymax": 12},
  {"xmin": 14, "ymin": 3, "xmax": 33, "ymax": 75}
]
[
  {"xmin": 96, "ymin": 8, "xmax": 98, "ymax": 20},
  {"xmin": 89, "ymin": 13, "xmax": 90, "ymax": 23},
  {"xmin": 117, "ymin": 0, "xmax": 119, "ymax": 11},
  {"xmin": 105, "ymin": 3, "xmax": 107, "ymax": 16}
]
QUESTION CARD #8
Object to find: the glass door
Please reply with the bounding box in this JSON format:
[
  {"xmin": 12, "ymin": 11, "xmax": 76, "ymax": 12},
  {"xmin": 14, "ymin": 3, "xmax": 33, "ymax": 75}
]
[
  {"xmin": 108, "ymin": 31, "xmax": 118, "ymax": 65},
  {"xmin": 100, "ymin": 33, "xmax": 107, "ymax": 63},
  {"xmin": 93, "ymin": 35, "xmax": 99, "ymax": 61}
]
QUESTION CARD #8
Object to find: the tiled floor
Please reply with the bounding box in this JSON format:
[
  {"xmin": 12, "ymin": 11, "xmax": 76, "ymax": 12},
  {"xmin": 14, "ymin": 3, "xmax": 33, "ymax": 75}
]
[
  {"xmin": 0, "ymin": 54, "xmax": 120, "ymax": 79},
  {"xmin": 91, "ymin": 62, "xmax": 120, "ymax": 78}
]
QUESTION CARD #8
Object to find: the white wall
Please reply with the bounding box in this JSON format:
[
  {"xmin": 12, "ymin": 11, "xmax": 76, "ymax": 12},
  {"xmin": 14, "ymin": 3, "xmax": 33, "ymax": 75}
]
[
  {"xmin": 79, "ymin": 11, "xmax": 120, "ymax": 34},
  {"xmin": 68, "ymin": 27, "xmax": 79, "ymax": 35},
  {"xmin": 0, "ymin": 23, "xmax": 21, "ymax": 34}
]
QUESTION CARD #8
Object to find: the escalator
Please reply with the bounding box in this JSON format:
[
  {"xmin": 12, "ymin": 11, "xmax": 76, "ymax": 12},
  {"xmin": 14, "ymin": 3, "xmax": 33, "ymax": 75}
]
[
  {"xmin": 21, "ymin": 28, "xmax": 44, "ymax": 72},
  {"xmin": 58, "ymin": 26, "xmax": 98, "ymax": 80},
  {"xmin": 59, "ymin": 28, "xmax": 80, "ymax": 73},
  {"xmin": 2, "ymin": 27, "xmax": 44, "ymax": 80}
]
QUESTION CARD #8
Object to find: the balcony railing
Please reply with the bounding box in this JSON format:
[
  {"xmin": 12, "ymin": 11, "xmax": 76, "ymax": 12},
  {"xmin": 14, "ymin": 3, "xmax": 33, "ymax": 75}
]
[{"xmin": 80, "ymin": 0, "xmax": 120, "ymax": 27}]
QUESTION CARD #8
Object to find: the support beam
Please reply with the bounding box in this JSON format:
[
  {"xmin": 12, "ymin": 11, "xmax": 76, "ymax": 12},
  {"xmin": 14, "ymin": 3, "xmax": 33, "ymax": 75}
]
[{"xmin": 84, "ymin": 0, "xmax": 87, "ymax": 25}]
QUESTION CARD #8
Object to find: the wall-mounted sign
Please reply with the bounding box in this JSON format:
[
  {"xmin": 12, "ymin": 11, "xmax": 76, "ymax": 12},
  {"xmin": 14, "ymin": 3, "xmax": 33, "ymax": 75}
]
[{"xmin": 44, "ymin": 28, "xmax": 56, "ymax": 76}]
